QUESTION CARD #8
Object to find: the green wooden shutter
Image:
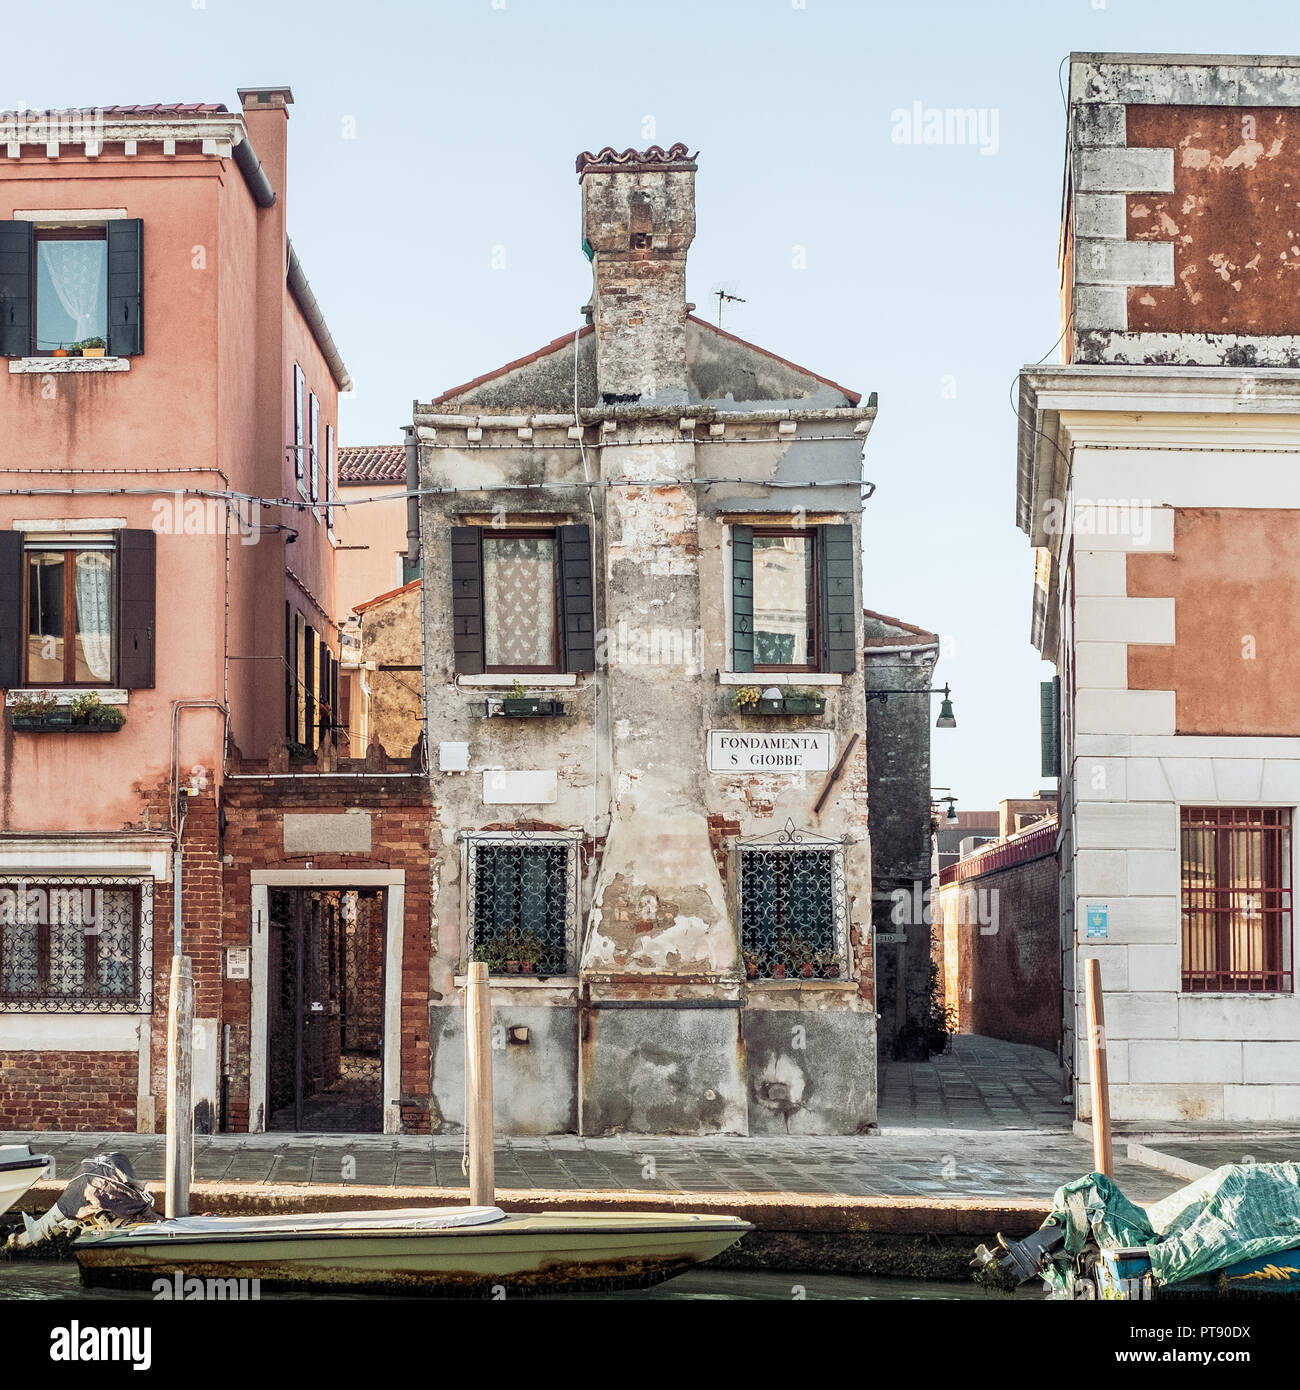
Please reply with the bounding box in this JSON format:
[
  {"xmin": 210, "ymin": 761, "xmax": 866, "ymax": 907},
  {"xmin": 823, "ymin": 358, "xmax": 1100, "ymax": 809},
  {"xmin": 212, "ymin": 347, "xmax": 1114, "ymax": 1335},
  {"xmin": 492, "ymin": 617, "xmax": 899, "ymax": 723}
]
[
  {"xmin": 106, "ymin": 219, "xmax": 143, "ymax": 357},
  {"xmin": 731, "ymin": 524, "xmax": 754, "ymax": 673},
  {"xmin": 558, "ymin": 523, "xmax": 595, "ymax": 673},
  {"xmin": 309, "ymin": 394, "xmax": 320, "ymax": 503},
  {"xmin": 451, "ymin": 526, "xmax": 485, "ymax": 675},
  {"xmin": 817, "ymin": 523, "xmax": 857, "ymax": 673},
  {"xmin": 1041, "ymin": 677, "xmax": 1061, "ymax": 778},
  {"xmin": 117, "ymin": 529, "xmax": 156, "ymax": 688},
  {"xmin": 0, "ymin": 530, "xmax": 23, "ymax": 687},
  {"xmin": 0, "ymin": 221, "xmax": 32, "ymax": 357}
]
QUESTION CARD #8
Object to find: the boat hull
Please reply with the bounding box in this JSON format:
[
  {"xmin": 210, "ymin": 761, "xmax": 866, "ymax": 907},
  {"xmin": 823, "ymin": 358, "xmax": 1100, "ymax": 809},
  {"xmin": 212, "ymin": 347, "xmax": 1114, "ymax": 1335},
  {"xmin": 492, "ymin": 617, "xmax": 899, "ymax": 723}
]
[
  {"xmin": 74, "ymin": 1210, "xmax": 752, "ymax": 1296},
  {"xmin": 0, "ymin": 1146, "xmax": 52, "ymax": 1217}
]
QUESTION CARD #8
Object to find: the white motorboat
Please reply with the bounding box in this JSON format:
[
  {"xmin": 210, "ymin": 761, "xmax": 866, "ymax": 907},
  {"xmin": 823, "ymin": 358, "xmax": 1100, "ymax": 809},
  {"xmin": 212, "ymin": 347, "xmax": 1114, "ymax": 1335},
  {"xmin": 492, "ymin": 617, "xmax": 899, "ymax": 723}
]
[
  {"xmin": 74, "ymin": 1205, "xmax": 752, "ymax": 1295},
  {"xmin": 0, "ymin": 1143, "xmax": 52, "ymax": 1216}
]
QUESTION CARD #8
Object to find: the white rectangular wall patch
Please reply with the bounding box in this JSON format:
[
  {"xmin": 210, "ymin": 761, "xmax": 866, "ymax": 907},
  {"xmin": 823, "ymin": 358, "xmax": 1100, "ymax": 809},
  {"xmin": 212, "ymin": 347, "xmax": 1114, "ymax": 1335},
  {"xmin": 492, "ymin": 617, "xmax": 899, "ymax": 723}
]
[{"xmin": 482, "ymin": 769, "xmax": 559, "ymax": 804}]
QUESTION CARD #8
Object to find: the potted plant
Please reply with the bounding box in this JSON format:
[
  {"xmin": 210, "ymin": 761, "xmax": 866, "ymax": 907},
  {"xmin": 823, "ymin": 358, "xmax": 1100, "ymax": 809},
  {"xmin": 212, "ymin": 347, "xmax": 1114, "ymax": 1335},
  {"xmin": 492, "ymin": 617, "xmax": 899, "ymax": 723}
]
[
  {"xmin": 500, "ymin": 679, "xmax": 562, "ymax": 717},
  {"xmin": 742, "ymin": 949, "xmax": 761, "ymax": 980},
  {"xmin": 516, "ymin": 931, "xmax": 546, "ymax": 975},
  {"xmin": 69, "ymin": 691, "xmax": 125, "ymax": 731},
  {"xmin": 77, "ymin": 336, "xmax": 107, "ymax": 358},
  {"xmin": 770, "ymin": 961, "xmax": 787, "ymax": 980},
  {"xmin": 10, "ymin": 689, "xmax": 65, "ymax": 730},
  {"xmin": 756, "ymin": 689, "xmax": 784, "ymax": 715},
  {"xmin": 785, "ymin": 935, "xmax": 816, "ymax": 978},
  {"xmin": 730, "ymin": 685, "xmax": 760, "ymax": 713},
  {"xmin": 814, "ymin": 949, "xmax": 841, "ymax": 979},
  {"xmin": 471, "ymin": 941, "xmax": 507, "ymax": 975},
  {"xmin": 782, "ymin": 688, "xmax": 826, "ymax": 716}
]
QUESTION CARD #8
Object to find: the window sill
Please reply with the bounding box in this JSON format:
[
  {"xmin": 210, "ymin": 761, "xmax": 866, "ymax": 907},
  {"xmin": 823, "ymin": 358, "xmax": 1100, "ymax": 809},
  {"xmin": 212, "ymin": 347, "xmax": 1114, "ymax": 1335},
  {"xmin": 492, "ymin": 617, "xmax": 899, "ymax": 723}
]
[
  {"xmin": 458, "ymin": 674, "xmax": 578, "ymax": 688},
  {"xmin": 6, "ymin": 688, "xmax": 128, "ymax": 706},
  {"xmin": 8, "ymin": 357, "xmax": 130, "ymax": 374},
  {"xmin": 452, "ymin": 975, "xmax": 578, "ymax": 989},
  {"xmin": 717, "ymin": 671, "xmax": 843, "ymax": 687},
  {"xmin": 746, "ymin": 978, "xmax": 859, "ymax": 991}
]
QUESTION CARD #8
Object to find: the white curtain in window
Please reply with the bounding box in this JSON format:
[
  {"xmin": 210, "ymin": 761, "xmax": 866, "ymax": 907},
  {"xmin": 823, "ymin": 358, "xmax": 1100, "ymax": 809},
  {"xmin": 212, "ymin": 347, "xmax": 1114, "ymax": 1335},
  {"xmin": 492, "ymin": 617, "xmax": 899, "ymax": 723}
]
[
  {"xmin": 38, "ymin": 241, "xmax": 104, "ymax": 343},
  {"xmin": 75, "ymin": 552, "xmax": 112, "ymax": 681}
]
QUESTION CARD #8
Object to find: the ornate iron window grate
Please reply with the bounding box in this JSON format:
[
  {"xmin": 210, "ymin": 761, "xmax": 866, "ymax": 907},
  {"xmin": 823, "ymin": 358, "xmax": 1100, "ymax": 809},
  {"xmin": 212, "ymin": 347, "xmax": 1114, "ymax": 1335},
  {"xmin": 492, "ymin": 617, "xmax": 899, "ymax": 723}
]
[
  {"xmin": 465, "ymin": 835, "xmax": 577, "ymax": 977},
  {"xmin": 0, "ymin": 877, "xmax": 153, "ymax": 1013},
  {"xmin": 739, "ymin": 839, "xmax": 847, "ymax": 981}
]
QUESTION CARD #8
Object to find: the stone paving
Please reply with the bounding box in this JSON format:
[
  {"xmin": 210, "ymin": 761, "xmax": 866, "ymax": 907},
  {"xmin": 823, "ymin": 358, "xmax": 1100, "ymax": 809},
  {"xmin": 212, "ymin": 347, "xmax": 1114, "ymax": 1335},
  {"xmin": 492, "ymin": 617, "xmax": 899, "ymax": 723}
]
[
  {"xmin": 0, "ymin": 1037, "xmax": 1197, "ymax": 1206},
  {"xmin": 878, "ymin": 1034, "xmax": 1069, "ymax": 1130}
]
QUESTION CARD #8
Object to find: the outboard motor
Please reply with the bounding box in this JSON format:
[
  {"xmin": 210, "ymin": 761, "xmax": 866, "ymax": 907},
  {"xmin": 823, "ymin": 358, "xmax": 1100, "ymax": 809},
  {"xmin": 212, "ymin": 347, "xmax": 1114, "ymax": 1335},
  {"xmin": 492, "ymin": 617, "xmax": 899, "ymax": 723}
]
[{"xmin": 10, "ymin": 1151, "xmax": 157, "ymax": 1248}]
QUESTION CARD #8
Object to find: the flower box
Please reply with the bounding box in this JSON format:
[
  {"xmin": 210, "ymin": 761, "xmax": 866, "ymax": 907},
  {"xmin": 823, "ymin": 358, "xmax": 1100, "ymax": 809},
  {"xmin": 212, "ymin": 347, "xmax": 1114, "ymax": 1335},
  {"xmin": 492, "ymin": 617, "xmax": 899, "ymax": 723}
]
[
  {"xmin": 781, "ymin": 695, "xmax": 825, "ymax": 715},
  {"xmin": 750, "ymin": 695, "xmax": 826, "ymax": 716},
  {"xmin": 497, "ymin": 698, "xmax": 564, "ymax": 717},
  {"xmin": 10, "ymin": 708, "xmax": 123, "ymax": 732}
]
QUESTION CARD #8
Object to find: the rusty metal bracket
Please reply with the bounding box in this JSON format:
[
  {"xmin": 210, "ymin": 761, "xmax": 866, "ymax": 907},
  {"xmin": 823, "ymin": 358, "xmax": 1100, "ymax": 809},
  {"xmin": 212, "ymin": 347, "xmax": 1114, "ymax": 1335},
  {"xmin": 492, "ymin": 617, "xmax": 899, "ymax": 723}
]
[{"xmin": 813, "ymin": 731, "xmax": 860, "ymax": 817}]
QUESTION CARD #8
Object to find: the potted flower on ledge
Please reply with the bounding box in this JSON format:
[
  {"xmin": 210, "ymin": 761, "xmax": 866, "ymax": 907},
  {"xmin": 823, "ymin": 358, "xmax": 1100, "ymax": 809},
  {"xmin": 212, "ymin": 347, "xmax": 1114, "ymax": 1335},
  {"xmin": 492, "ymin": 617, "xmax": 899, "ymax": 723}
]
[
  {"xmin": 499, "ymin": 679, "xmax": 563, "ymax": 718},
  {"xmin": 781, "ymin": 688, "xmax": 826, "ymax": 716},
  {"xmin": 75, "ymin": 337, "xmax": 107, "ymax": 358},
  {"xmin": 10, "ymin": 689, "xmax": 65, "ymax": 730},
  {"xmin": 69, "ymin": 691, "xmax": 126, "ymax": 731}
]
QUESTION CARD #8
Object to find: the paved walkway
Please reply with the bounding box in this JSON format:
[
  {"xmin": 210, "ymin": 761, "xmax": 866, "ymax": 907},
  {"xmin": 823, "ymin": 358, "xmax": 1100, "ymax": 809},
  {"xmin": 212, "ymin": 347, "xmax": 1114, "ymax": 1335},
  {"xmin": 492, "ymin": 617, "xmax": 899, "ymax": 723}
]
[
  {"xmin": 878, "ymin": 1035, "xmax": 1069, "ymax": 1130},
  {"xmin": 1, "ymin": 1129, "xmax": 1171, "ymax": 1203}
]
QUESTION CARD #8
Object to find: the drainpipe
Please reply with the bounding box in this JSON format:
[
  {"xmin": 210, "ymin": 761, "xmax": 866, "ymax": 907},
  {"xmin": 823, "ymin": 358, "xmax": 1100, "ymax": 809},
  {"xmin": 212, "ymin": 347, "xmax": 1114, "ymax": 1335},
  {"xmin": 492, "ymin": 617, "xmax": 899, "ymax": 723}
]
[
  {"xmin": 232, "ymin": 134, "xmax": 276, "ymax": 209},
  {"xmin": 404, "ymin": 425, "xmax": 420, "ymax": 569},
  {"xmin": 287, "ymin": 241, "xmax": 353, "ymax": 392}
]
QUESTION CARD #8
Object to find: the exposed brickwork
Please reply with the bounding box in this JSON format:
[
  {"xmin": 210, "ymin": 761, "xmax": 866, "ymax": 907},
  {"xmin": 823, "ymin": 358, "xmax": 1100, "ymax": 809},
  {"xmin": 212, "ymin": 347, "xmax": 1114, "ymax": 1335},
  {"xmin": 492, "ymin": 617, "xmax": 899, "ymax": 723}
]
[
  {"xmin": 0, "ymin": 1050, "xmax": 136, "ymax": 1130},
  {"xmin": 221, "ymin": 775, "xmax": 434, "ymax": 1134},
  {"xmin": 706, "ymin": 814, "xmax": 741, "ymax": 884}
]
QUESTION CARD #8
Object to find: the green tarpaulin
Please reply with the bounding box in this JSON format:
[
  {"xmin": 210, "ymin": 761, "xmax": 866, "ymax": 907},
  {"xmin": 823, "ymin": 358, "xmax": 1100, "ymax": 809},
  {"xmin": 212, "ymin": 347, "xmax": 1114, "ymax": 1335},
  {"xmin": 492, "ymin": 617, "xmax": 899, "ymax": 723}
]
[{"xmin": 1044, "ymin": 1162, "xmax": 1300, "ymax": 1287}]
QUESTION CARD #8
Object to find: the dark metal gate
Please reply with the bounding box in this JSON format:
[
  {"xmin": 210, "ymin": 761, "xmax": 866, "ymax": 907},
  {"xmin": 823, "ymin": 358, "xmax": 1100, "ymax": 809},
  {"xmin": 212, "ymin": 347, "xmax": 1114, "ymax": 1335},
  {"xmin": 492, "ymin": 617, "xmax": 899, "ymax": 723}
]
[{"xmin": 267, "ymin": 887, "xmax": 386, "ymax": 1132}]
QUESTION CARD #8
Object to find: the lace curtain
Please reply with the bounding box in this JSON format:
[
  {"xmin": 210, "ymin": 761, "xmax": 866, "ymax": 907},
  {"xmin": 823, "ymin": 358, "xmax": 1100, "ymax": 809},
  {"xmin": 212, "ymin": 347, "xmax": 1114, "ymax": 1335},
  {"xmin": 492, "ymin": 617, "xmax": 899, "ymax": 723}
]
[
  {"xmin": 38, "ymin": 241, "xmax": 105, "ymax": 346},
  {"xmin": 74, "ymin": 552, "xmax": 112, "ymax": 681}
]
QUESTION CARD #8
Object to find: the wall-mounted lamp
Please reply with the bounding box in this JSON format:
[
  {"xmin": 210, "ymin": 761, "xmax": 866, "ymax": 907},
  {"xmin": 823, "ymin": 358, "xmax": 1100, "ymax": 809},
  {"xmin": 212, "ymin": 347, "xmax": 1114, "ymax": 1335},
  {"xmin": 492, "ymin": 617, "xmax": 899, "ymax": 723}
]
[{"xmin": 866, "ymin": 681, "xmax": 958, "ymax": 729}]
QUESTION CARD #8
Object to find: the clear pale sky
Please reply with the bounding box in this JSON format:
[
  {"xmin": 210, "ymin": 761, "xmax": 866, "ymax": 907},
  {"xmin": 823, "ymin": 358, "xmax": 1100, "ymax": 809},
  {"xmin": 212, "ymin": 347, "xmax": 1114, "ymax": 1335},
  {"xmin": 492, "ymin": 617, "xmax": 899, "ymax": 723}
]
[{"xmin": 8, "ymin": 0, "xmax": 1294, "ymax": 807}]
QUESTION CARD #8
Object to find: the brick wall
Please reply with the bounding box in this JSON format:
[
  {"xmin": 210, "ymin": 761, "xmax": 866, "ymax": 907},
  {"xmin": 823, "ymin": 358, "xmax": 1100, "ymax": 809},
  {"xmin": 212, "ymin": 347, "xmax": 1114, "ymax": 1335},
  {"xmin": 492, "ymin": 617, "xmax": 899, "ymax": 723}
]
[
  {"xmin": 0, "ymin": 1050, "xmax": 137, "ymax": 1130},
  {"xmin": 937, "ymin": 848, "xmax": 1061, "ymax": 1054},
  {"xmin": 221, "ymin": 775, "xmax": 434, "ymax": 1134}
]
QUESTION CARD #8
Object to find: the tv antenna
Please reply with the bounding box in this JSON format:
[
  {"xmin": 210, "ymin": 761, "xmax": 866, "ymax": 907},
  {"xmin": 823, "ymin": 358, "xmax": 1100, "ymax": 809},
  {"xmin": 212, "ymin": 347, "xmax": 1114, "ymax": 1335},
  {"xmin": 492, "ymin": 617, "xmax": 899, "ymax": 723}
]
[{"xmin": 712, "ymin": 282, "xmax": 746, "ymax": 327}]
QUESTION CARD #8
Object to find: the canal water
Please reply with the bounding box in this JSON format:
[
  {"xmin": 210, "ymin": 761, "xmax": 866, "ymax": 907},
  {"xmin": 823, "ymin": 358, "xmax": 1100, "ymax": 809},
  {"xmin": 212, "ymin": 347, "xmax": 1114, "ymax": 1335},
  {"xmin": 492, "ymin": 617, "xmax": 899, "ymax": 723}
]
[{"xmin": 4, "ymin": 1260, "xmax": 1040, "ymax": 1301}]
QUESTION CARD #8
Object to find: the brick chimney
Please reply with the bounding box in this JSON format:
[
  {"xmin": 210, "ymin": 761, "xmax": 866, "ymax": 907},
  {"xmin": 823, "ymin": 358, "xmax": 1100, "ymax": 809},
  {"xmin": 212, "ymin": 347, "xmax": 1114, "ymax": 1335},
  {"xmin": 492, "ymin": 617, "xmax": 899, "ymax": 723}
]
[{"xmin": 577, "ymin": 143, "xmax": 697, "ymax": 405}]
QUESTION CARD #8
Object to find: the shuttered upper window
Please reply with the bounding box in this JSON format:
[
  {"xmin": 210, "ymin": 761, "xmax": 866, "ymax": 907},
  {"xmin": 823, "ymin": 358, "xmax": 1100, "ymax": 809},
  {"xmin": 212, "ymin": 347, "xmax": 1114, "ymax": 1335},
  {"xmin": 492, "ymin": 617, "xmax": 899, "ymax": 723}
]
[
  {"xmin": 731, "ymin": 522, "xmax": 857, "ymax": 674},
  {"xmin": 0, "ymin": 529, "xmax": 155, "ymax": 690},
  {"xmin": 451, "ymin": 523, "xmax": 595, "ymax": 676},
  {"xmin": 0, "ymin": 219, "xmax": 143, "ymax": 358}
]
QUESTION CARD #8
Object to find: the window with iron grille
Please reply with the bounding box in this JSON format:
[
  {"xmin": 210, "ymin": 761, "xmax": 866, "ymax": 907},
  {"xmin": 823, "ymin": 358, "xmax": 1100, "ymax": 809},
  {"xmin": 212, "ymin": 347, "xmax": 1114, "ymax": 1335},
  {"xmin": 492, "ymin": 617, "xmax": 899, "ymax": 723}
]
[
  {"xmin": 739, "ymin": 842, "xmax": 847, "ymax": 981},
  {"xmin": 0, "ymin": 878, "xmax": 152, "ymax": 1012},
  {"xmin": 1181, "ymin": 807, "xmax": 1293, "ymax": 994},
  {"xmin": 465, "ymin": 836, "xmax": 576, "ymax": 977}
]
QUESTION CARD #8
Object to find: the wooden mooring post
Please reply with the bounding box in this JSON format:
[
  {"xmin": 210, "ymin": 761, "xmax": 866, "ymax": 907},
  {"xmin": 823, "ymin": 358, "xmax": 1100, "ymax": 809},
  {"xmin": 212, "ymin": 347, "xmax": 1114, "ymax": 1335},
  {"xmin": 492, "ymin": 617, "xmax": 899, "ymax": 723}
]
[
  {"xmin": 465, "ymin": 960, "xmax": 495, "ymax": 1207},
  {"xmin": 1085, "ymin": 956, "xmax": 1113, "ymax": 1179},
  {"xmin": 164, "ymin": 953, "xmax": 194, "ymax": 1218}
]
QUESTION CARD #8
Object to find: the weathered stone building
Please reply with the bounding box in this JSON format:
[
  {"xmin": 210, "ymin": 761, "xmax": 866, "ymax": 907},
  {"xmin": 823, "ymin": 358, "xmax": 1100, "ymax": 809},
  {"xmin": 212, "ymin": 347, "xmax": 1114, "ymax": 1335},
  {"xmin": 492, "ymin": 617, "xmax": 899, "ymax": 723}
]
[
  {"xmin": 414, "ymin": 144, "xmax": 879, "ymax": 1135},
  {"xmin": 862, "ymin": 610, "xmax": 940, "ymax": 1059}
]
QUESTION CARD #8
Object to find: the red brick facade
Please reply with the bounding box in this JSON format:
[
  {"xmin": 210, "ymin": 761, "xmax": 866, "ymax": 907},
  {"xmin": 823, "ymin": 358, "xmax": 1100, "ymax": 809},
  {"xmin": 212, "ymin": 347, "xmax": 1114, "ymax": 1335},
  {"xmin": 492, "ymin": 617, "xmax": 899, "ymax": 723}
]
[{"xmin": 0, "ymin": 1050, "xmax": 137, "ymax": 1131}]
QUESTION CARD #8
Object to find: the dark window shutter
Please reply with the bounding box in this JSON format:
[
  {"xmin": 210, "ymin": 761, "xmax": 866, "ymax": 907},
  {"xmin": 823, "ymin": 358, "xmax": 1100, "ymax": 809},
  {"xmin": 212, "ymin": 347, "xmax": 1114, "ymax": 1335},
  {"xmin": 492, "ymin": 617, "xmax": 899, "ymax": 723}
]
[
  {"xmin": 0, "ymin": 530, "xmax": 23, "ymax": 687},
  {"xmin": 817, "ymin": 523, "xmax": 857, "ymax": 673},
  {"xmin": 558, "ymin": 524, "xmax": 595, "ymax": 673},
  {"xmin": 284, "ymin": 601, "xmax": 293, "ymax": 739},
  {"xmin": 0, "ymin": 221, "xmax": 33, "ymax": 357},
  {"xmin": 117, "ymin": 529, "xmax": 156, "ymax": 688},
  {"xmin": 731, "ymin": 524, "xmax": 754, "ymax": 673},
  {"xmin": 451, "ymin": 526, "xmax": 484, "ymax": 675},
  {"xmin": 309, "ymin": 394, "xmax": 320, "ymax": 503},
  {"xmin": 106, "ymin": 219, "xmax": 143, "ymax": 357},
  {"xmin": 1041, "ymin": 677, "xmax": 1061, "ymax": 778}
]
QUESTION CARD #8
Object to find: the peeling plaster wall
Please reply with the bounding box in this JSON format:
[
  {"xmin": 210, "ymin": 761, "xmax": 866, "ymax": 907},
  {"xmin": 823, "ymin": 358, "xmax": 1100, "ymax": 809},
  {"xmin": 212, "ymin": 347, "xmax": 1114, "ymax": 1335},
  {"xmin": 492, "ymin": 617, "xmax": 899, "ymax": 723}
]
[{"xmin": 1066, "ymin": 56, "xmax": 1300, "ymax": 365}]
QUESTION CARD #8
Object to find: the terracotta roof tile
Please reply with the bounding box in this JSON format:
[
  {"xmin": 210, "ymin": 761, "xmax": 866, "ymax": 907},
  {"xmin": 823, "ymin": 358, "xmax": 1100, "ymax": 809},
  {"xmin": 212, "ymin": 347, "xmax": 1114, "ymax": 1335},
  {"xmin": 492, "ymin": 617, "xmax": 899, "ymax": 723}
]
[
  {"xmin": 338, "ymin": 445, "xmax": 406, "ymax": 484},
  {"xmin": 14, "ymin": 103, "xmax": 230, "ymax": 118},
  {"xmin": 432, "ymin": 325, "xmax": 593, "ymax": 405},
  {"xmin": 353, "ymin": 578, "xmax": 420, "ymax": 614},
  {"xmin": 575, "ymin": 142, "xmax": 697, "ymax": 175},
  {"xmin": 862, "ymin": 608, "xmax": 940, "ymax": 646}
]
